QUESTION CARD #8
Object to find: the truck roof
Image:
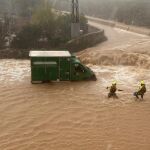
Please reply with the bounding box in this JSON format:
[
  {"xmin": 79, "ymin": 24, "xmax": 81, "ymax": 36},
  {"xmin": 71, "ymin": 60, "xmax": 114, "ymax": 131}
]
[{"xmin": 29, "ymin": 51, "xmax": 71, "ymax": 57}]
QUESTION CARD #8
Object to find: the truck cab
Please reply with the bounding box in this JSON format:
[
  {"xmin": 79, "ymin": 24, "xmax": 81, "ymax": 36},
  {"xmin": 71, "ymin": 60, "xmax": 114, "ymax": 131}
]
[{"xmin": 71, "ymin": 56, "xmax": 96, "ymax": 81}]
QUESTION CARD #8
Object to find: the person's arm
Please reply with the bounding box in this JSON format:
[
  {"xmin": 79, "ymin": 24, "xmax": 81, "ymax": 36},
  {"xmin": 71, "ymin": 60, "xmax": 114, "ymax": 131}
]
[
  {"xmin": 106, "ymin": 86, "xmax": 110, "ymax": 89},
  {"xmin": 118, "ymin": 89, "xmax": 123, "ymax": 91}
]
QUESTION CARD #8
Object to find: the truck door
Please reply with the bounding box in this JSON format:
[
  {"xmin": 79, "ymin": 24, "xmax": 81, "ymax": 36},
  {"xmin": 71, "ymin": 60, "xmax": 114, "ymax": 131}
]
[
  {"xmin": 45, "ymin": 58, "xmax": 58, "ymax": 81},
  {"xmin": 59, "ymin": 57, "xmax": 70, "ymax": 81},
  {"xmin": 72, "ymin": 63, "xmax": 87, "ymax": 80},
  {"xmin": 31, "ymin": 57, "xmax": 45, "ymax": 81}
]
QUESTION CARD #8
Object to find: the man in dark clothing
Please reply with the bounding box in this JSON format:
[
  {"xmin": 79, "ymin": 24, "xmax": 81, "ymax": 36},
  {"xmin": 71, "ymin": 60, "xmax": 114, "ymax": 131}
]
[
  {"xmin": 134, "ymin": 81, "xmax": 146, "ymax": 99},
  {"xmin": 107, "ymin": 81, "xmax": 118, "ymax": 98}
]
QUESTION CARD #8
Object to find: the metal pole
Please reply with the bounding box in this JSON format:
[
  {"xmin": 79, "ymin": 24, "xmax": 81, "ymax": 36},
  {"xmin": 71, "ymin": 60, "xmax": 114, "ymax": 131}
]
[
  {"xmin": 75, "ymin": 0, "xmax": 79, "ymax": 23},
  {"xmin": 71, "ymin": 0, "xmax": 80, "ymax": 38},
  {"xmin": 71, "ymin": 0, "xmax": 79, "ymax": 23}
]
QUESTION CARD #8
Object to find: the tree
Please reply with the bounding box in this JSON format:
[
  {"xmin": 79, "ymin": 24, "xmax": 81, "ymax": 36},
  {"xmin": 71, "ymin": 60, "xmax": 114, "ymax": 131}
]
[
  {"xmin": 11, "ymin": 5, "xmax": 88, "ymax": 49},
  {"xmin": 31, "ymin": 5, "xmax": 56, "ymax": 36},
  {"xmin": 11, "ymin": 24, "xmax": 41, "ymax": 49},
  {"xmin": 12, "ymin": 0, "xmax": 42, "ymax": 17}
]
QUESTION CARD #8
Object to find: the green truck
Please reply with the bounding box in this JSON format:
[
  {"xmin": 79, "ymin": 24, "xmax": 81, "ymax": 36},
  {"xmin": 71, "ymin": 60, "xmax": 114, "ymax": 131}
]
[{"xmin": 29, "ymin": 50, "xmax": 96, "ymax": 83}]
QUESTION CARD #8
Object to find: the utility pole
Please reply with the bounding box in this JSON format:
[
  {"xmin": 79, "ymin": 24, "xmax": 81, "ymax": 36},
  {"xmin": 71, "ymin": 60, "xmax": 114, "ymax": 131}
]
[{"xmin": 71, "ymin": 0, "xmax": 80, "ymax": 38}]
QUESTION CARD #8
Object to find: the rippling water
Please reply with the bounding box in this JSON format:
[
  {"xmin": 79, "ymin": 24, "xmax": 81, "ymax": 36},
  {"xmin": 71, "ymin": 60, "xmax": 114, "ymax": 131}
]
[{"xmin": 0, "ymin": 60, "xmax": 150, "ymax": 150}]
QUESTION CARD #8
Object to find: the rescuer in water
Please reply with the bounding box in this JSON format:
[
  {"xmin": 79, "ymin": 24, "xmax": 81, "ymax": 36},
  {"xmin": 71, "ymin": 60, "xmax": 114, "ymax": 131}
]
[
  {"xmin": 106, "ymin": 81, "xmax": 122, "ymax": 98},
  {"xmin": 134, "ymin": 81, "xmax": 146, "ymax": 100}
]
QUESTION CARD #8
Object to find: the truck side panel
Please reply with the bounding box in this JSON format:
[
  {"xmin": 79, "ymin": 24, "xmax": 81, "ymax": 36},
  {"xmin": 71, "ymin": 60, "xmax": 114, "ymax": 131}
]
[
  {"xmin": 31, "ymin": 57, "xmax": 59, "ymax": 81},
  {"xmin": 59, "ymin": 57, "xmax": 71, "ymax": 81}
]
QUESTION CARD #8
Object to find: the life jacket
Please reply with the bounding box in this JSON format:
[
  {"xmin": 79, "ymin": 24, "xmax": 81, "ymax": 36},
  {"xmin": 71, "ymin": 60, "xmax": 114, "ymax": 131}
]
[
  {"xmin": 110, "ymin": 85, "xmax": 117, "ymax": 93},
  {"xmin": 138, "ymin": 84, "xmax": 146, "ymax": 94}
]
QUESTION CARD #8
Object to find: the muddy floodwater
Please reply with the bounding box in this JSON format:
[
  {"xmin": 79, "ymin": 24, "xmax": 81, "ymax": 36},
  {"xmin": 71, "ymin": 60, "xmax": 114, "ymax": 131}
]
[
  {"xmin": 0, "ymin": 59, "xmax": 150, "ymax": 150},
  {"xmin": 0, "ymin": 18, "xmax": 150, "ymax": 150}
]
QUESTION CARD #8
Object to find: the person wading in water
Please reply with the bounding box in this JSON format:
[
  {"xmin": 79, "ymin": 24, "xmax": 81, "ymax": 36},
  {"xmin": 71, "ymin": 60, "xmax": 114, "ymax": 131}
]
[
  {"xmin": 107, "ymin": 81, "xmax": 123, "ymax": 99},
  {"xmin": 134, "ymin": 80, "xmax": 146, "ymax": 100}
]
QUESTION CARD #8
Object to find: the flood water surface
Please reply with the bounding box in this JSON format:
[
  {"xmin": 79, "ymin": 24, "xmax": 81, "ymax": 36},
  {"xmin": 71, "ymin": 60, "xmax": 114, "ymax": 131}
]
[{"xmin": 0, "ymin": 60, "xmax": 150, "ymax": 150}]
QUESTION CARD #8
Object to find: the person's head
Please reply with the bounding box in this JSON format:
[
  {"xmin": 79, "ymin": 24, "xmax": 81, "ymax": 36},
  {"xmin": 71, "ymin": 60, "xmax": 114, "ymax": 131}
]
[
  {"xmin": 140, "ymin": 80, "xmax": 145, "ymax": 86},
  {"xmin": 112, "ymin": 80, "xmax": 117, "ymax": 86}
]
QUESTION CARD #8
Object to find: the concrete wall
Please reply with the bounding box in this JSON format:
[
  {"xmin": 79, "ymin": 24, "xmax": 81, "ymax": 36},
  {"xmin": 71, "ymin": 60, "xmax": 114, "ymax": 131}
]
[
  {"xmin": 66, "ymin": 28, "xmax": 107, "ymax": 53},
  {"xmin": 66, "ymin": 24, "xmax": 107, "ymax": 53}
]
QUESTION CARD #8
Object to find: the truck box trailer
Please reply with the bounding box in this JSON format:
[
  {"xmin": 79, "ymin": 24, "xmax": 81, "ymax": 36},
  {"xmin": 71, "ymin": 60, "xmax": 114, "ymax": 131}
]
[{"xmin": 29, "ymin": 51, "xmax": 96, "ymax": 83}]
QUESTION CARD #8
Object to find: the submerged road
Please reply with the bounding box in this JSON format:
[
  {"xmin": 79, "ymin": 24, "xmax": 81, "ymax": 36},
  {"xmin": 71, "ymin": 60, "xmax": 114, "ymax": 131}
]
[{"xmin": 79, "ymin": 17, "xmax": 150, "ymax": 67}]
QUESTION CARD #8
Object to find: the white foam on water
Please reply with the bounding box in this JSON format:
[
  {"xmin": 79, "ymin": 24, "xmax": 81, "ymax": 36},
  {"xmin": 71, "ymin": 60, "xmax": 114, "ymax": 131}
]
[{"xmin": 0, "ymin": 59, "xmax": 30, "ymax": 83}]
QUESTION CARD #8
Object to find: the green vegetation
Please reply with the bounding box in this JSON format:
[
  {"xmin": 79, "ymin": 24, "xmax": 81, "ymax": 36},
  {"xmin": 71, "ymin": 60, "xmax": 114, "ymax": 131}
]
[
  {"xmin": 11, "ymin": 24, "xmax": 41, "ymax": 49},
  {"xmin": 11, "ymin": 5, "xmax": 87, "ymax": 49}
]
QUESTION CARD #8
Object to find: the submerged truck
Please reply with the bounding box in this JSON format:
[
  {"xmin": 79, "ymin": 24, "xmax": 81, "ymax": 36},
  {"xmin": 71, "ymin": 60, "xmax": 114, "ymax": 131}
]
[{"xmin": 29, "ymin": 50, "xmax": 96, "ymax": 83}]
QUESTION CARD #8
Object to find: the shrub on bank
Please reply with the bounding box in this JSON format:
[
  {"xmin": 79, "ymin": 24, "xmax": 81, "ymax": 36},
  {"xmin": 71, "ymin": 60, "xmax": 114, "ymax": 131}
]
[{"xmin": 11, "ymin": 6, "xmax": 88, "ymax": 49}]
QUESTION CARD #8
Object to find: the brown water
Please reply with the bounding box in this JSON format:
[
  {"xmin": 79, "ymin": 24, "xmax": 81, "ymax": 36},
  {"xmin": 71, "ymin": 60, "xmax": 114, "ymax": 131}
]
[
  {"xmin": 0, "ymin": 60, "xmax": 150, "ymax": 150},
  {"xmin": 0, "ymin": 20, "xmax": 150, "ymax": 150}
]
